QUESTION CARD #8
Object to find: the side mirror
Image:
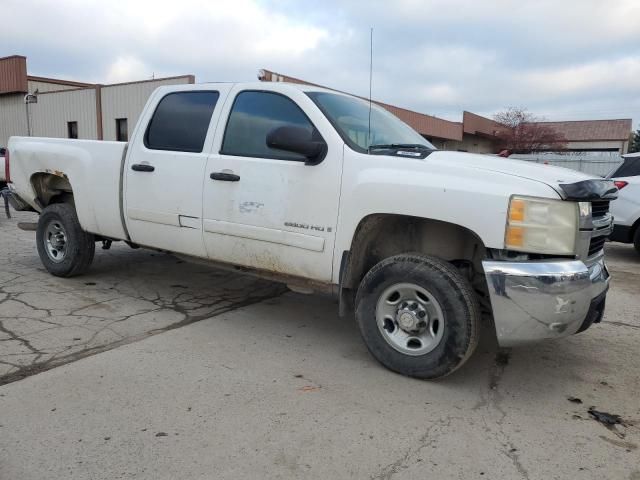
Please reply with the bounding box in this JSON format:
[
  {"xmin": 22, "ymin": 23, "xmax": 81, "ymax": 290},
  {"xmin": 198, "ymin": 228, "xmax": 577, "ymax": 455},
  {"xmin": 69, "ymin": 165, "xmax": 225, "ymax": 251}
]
[{"xmin": 266, "ymin": 125, "xmax": 327, "ymax": 165}]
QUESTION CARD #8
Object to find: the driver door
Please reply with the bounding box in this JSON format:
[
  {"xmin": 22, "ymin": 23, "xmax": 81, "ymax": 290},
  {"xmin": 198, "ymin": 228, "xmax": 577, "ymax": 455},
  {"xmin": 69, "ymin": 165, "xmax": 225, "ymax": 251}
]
[{"xmin": 202, "ymin": 86, "xmax": 343, "ymax": 282}]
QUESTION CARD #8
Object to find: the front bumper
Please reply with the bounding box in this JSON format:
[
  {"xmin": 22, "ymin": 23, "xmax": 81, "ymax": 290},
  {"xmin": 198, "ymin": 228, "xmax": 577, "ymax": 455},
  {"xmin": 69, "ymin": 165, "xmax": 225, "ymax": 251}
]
[{"xmin": 482, "ymin": 253, "xmax": 609, "ymax": 347}]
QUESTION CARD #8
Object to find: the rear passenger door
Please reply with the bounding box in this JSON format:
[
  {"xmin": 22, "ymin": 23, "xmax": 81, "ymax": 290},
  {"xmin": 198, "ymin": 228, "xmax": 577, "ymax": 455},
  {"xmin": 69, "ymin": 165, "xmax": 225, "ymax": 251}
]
[
  {"xmin": 124, "ymin": 85, "xmax": 231, "ymax": 256},
  {"xmin": 202, "ymin": 86, "xmax": 343, "ymax": 282}
]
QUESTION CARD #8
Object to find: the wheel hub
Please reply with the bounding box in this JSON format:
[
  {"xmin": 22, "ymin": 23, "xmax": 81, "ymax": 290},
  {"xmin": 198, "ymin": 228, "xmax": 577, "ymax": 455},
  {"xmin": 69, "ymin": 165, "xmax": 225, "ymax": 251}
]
[
  {"xmin": 375, "ymin": 282, "xmax": 445, "ymax": 356},
  {"xmin": 44, "ymin": 221, "xmax": 68, "ymax": 263},
  {"xmin": 396, "ymin": 302, "xmax": 428, "ymax": 333},
  {"xmin": 50, "ymin": 232, "xmax": 65, "ymax": 249}
]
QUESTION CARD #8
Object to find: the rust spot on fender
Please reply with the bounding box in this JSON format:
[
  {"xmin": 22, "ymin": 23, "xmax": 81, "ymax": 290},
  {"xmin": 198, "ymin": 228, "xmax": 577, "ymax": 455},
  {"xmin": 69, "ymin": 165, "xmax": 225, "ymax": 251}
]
[{"xmin": 43, "ymin": 169, "xmax": 68, "ymax": 179}]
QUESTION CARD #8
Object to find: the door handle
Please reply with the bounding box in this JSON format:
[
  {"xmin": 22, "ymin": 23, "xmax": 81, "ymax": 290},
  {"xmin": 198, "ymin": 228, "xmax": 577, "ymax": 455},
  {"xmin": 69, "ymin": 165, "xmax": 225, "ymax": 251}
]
[
  {"xmin": 210, "ymin": 172, "xmax": 240, "ymax": 182},
  {"xmin": 131, "ymin": 164, "xmax": 155, "ymax": 172}
]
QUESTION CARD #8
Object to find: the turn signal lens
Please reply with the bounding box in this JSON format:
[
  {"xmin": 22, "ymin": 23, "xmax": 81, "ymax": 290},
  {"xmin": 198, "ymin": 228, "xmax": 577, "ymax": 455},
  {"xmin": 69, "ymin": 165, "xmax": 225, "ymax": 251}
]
[
  {"xmin": 508, "ymin": 198, "xmax": 525, "ymax": 222},
  {"xmin": 505, "ymin": 226, "xmax": 524, "ymax": 247}
]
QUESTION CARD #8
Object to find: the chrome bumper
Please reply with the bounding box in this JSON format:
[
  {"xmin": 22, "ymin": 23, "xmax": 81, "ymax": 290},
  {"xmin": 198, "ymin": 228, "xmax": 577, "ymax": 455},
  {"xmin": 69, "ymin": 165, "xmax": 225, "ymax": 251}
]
[{"xmin": 482, "ymin": 253, "xmax": 609, "ymax": 347}]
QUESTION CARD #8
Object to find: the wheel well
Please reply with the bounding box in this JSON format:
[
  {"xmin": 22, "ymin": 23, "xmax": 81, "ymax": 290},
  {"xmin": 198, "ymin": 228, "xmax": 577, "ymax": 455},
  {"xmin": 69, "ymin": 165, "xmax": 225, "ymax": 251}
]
[
  {"xmin": 632, "ymin": 216, "xmax": 640, "ymax": 241},
  {"xmin": 339, "ymin": 214, "xmax": 488, "ymax": 316},
  {"xmin": 30, "ymin": 172, "xmax": 74, "ymax": 207},
  {"xmin": 343, "ymin": 214, "xmax": 487, "ymax": 289}
]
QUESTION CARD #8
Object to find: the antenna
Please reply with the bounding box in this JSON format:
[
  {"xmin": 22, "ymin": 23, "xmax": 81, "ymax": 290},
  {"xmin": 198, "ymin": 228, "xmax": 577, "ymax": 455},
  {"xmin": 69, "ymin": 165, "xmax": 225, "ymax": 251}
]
[{"xmin": 367, "ymin": 27, "xmax": 373, "ymax": 149}]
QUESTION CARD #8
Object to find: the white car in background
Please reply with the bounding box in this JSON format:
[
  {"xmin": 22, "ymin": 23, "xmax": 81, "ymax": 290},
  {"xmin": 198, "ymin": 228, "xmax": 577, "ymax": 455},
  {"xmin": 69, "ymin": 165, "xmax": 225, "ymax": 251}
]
[{"xmin": 608, "ymin": 152, "xmax": 640, "ymax": 253}]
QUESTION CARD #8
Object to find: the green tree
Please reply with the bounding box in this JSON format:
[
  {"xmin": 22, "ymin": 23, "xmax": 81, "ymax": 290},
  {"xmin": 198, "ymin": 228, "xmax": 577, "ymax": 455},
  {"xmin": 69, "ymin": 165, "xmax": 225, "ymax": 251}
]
[{"xmin": 629, "ymin": 128, "xmax": 640, "ymax": 153}]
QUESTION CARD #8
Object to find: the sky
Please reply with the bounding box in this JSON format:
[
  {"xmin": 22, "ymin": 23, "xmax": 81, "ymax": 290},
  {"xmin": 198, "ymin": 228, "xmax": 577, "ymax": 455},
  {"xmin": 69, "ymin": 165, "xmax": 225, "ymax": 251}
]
[{"xmin": 2, "ymin": 0, "xmax": 639, "ymax": 127}]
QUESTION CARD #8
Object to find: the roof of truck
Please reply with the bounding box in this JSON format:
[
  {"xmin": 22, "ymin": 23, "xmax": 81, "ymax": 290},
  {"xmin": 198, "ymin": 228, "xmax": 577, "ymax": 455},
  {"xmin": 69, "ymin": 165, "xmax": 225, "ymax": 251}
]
[{"xmin": 191, "ymin": 81, "xmax": 339, "ymax": 94}]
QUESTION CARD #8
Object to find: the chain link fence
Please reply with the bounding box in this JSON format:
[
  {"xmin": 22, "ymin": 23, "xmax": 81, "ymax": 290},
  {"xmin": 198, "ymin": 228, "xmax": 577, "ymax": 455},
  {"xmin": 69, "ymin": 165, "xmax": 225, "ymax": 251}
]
[{"xmin": 509, "ymin": 154, "xmax": 623, "ymax": 177}]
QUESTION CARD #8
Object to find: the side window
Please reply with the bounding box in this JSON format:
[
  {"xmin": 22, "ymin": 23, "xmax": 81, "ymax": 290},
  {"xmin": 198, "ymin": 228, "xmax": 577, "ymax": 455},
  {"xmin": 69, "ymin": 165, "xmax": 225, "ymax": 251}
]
[
  {"xmin": 221, "ymin": 91, "xmax": 316, "ymax": 161},
  {"xmin": 116, "ymin": 118, "xmax": 128, "ymax": 142},
  {"xmin": 145, "ymin": 91, "xmax": 219, "ymax": 153},
  {"xmin": 67, "ymin": 121, "xmax": 78, "ymax": 139}
]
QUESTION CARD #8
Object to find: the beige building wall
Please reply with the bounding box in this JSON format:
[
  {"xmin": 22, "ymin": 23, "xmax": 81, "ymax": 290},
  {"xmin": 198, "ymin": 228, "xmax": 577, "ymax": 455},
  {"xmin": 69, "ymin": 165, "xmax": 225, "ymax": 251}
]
[
  {"xmin": 27, "ymin": 80, "xmax": 83, "ymax": 93},
  {"xmin": 0, "ymin": 94, "xmax": 28, "ymax": 146},
  {"xmin": 565, "ymin": 140, "xmax": 627, "ymax": 153},
  {"xmin": 29, "ymin": 88, "xmax": 98, "ymax": 140},
  {"xmin": 100, "ymin": 76, "xmax": 193, "ymax": 141},
  {"xmin": 441, "ymin": 134, "xmax": 496, "ymax": 154}
]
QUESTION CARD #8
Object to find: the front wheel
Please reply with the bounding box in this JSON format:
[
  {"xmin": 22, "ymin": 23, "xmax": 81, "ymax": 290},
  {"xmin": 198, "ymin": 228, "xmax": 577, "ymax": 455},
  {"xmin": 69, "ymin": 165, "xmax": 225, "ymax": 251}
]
[
  {"xmin": 36, "ymin": 203, "xmax": 95, "ymax": 277},
  {"xmin": 355, "ymin": 254, "xmax": 480, "ymax": 379}
]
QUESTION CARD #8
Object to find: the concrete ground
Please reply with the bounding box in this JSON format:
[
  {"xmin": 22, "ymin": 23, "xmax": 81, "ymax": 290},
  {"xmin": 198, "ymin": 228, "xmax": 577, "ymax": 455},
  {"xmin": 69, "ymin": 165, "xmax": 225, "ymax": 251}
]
[
  {"xmin": 1, "ymin": 210, "xmax": 639, "ymax": 479},
  {"xmin": 0, "ymin": 211, "xmax": 286, "ymax": 383}
]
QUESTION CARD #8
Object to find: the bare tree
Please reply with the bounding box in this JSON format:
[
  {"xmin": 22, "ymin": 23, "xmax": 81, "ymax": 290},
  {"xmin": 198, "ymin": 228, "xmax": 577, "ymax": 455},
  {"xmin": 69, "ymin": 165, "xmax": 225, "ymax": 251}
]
[{"xmin": 493, "ymin": 107, "xmax": 567, "ymax": 154}]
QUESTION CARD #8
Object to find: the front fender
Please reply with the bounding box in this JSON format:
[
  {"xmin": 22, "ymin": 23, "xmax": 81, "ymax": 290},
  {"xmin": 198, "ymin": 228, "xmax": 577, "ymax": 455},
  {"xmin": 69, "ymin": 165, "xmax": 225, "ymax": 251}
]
[{"xmin": 332, "ymin": 148, "xmax": 560, "ymax": 282}]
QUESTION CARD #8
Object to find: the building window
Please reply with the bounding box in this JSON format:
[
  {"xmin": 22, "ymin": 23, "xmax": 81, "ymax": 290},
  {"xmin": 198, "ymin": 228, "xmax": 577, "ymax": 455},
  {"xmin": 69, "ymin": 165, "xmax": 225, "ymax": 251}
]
[
  {"xmin": 221, "ymin": 90, "xmax": 320, "ymax": 161},
  {"xmin": 116, "ymin": 118, "xmax": 128, "ymax": 142},
  {"xmin": 145, "ymin": 91, "xmax": 219, "ymax": 153},
  {"xmin": 67, "ymin": 121, "xmax": 78, "ymax": 139}
]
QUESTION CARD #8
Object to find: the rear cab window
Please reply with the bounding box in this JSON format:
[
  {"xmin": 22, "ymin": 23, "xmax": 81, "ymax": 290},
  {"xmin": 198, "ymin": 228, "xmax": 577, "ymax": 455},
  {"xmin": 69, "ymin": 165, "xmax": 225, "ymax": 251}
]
[{"xmin": 145, "ymin": 91, "xmax": 220, "ymax": 153}]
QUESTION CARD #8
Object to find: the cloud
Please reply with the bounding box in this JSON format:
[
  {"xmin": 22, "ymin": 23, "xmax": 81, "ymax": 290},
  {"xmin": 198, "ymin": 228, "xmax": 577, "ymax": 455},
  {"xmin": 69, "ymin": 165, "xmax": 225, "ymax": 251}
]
[
  {"xmin": 2, "ymin": 0, "xmax": 330, "ymax": 81},
  {"xmin": 417, "ymin": 83, "xmax": 461, "ymax": 105},
  {"xmin": 1, "ymin": 0, "xmax": 638, "ymax": 126},
  {"xmin": 105, "ymin": 57, "xmax": 152, "ymax": 83},
  {"xmin": 521, "ymin": 57, "xmax": 640, "ymax": 97}
]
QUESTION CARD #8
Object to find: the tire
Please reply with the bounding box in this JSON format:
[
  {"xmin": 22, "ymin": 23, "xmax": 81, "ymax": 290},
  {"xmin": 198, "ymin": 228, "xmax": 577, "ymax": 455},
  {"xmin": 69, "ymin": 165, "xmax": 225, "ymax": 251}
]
[
  {"xmin": 36, "ymin": 203, "xmax": 95, "ymax": 277},
  {"xmin": 634, "ymin": 227, "xmax": 640, "ymax": 255},
  {"xmin": 355, "ymin": 254, "xmax": 479, "ymax": 379}
]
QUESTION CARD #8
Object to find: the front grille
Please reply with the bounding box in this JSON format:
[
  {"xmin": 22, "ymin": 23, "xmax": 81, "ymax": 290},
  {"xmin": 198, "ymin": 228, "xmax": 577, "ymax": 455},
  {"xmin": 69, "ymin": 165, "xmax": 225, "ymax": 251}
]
[
  {"xmin": 588, "ymin": 236, "xmax": 607, "ymax": 256},
  {"xmin": 591, "ymin": 200, "xmax": 610, "ymax": 219},
  {"xmin": 587, "ymin": 200, "xmax": 611, "ymax": 256}
]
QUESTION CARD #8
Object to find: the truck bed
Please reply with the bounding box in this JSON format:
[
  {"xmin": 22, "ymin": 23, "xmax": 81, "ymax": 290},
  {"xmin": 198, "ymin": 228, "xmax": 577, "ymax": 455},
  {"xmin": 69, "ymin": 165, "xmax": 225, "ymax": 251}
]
[{"xmin": 8, "ymin": 137, "xmax": 128, "ymax": 239}]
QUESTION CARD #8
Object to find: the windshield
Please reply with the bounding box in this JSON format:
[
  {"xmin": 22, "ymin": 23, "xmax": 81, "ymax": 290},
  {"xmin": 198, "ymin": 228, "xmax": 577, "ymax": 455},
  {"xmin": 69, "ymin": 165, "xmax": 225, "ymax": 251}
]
[{"xmin": 307, "ymin": 92, "xmax": 435, "ymax": 153}]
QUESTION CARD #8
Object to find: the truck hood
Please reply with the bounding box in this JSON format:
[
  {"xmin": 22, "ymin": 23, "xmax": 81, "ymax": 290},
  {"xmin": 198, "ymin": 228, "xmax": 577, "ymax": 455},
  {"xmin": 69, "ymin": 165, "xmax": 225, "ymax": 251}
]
[{"xmin": 427, "ymin": 151, "xmax": 612, "ymax": 199}]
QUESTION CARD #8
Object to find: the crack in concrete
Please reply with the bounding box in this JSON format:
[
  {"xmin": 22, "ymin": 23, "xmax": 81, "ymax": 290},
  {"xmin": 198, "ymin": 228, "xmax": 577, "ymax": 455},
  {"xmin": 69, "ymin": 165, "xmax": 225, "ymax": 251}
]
[
  {"xmin": 504, "ymin": 441, "xmax": 529, "ymax": 479},
  {"xmin": 475, "ymin": 349, "xmax": 531, "ymax": 480},
  {"xmin": 602, "ymin": 321, "xmax": 640, "ymax": 330},
  {"xmin": 0, "ymin": 320, "xmax": 43, "ymax": 358},
  {"xmin": 370, "ymin": 416, "xmax": 453, "ymax": 480},
  {"xmin": 0, "ymin": 211, "xmax": 288, "ymax": 386},
  {"xmin": 0, "ymin": 286, "xmax": 286, "ymax": 386}
]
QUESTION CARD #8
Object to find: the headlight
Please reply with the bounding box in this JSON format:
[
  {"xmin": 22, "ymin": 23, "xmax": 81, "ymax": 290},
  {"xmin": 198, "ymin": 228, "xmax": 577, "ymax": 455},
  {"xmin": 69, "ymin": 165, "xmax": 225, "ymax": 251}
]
[{"xmin": 505, "ymin": 195, "xmax": 578, "ymax": 255}]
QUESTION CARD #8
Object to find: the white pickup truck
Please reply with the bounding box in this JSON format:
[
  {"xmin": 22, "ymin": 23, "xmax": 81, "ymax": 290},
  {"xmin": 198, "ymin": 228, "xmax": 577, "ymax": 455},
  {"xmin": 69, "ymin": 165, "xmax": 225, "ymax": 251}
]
[{"xmin": 6, "ymin": 82, "xmax": 617, "ymax": 378}]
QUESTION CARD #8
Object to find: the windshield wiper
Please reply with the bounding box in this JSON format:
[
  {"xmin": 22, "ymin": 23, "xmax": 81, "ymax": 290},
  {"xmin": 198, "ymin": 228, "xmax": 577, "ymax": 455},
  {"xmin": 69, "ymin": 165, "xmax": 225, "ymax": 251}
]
[{"xmin": 368, "ymin": 143, "xmax": 433, "ymax": 151}]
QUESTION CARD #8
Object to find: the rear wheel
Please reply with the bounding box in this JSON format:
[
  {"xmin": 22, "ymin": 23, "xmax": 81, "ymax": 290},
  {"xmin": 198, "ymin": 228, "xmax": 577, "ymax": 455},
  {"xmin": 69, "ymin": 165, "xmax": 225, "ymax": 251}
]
[
  {"xmin": 634, "ymin": 227, "xmax": 640, "ymax": 255},
  {"xmin": 36, "ymin": 203, "xmax": 95, "ymax": 277},
  {"xmin": 355, "ymin": 254, "xmax": 479, "ymax": 379}
]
